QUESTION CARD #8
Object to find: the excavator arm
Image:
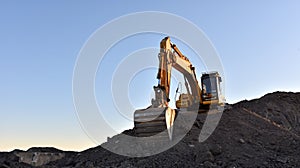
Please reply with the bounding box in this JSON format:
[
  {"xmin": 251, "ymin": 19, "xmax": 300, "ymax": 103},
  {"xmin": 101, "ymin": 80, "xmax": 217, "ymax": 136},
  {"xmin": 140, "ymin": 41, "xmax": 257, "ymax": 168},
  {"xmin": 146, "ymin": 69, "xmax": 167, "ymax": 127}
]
[{"xmin": 153, "ymin": 37, "xmax": 201, "ymax": 109}]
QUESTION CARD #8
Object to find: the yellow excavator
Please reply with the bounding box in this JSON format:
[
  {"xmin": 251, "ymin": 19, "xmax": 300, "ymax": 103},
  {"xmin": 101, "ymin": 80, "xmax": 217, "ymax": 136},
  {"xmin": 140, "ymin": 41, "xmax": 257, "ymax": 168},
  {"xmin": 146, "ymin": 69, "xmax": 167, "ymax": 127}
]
[{"xmin": 134, "ymin": 37, "xmax": 224, "ymax": 140}]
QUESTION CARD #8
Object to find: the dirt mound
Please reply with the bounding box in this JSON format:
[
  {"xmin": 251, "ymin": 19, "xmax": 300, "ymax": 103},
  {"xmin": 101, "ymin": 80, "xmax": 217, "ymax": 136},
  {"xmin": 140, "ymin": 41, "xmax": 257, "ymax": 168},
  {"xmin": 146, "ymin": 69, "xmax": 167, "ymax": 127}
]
[
  {"xmin": 1, "ymin": 91, "xmax": 300, "ymax": 167},
  {"xmin": 235, "ymin": 92, "xmax": 300, "ymax": 136},
  {"xmin": 0, "ymin": 148, "xmax": 69, "ymax": 167}
]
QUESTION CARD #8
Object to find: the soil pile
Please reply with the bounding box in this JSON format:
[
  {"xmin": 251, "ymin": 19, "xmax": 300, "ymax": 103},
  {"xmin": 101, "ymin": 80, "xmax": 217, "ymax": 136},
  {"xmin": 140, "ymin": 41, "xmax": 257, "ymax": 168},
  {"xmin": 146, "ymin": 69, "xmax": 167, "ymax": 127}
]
[{"xmin": 1, "ymin": 91, "xmax": 299, "ymax": 168}]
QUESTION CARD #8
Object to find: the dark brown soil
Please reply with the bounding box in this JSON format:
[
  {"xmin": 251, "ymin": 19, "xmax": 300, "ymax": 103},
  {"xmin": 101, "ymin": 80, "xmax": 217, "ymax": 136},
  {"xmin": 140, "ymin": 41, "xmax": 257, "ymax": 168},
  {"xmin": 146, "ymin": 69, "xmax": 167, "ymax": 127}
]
[{"xmin": 1, "ymin": 91, "xmax": 300, "ymax": 168}]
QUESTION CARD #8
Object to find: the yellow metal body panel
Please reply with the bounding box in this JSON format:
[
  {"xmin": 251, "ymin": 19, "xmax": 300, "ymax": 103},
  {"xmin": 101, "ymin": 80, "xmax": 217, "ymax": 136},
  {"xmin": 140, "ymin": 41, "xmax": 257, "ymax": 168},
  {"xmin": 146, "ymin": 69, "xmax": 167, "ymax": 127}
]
[{"xmin": 202, "ymin": 99, "xmax": 219, "ymax": 105}]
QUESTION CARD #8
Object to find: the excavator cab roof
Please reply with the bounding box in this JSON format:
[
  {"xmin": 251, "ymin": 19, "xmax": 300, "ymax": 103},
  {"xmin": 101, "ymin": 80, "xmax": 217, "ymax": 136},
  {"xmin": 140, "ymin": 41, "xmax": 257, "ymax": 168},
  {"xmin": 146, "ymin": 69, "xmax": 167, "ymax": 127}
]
[{"xmin": 201, "ymin": 72, "xmax": 221, "ymax": 80}]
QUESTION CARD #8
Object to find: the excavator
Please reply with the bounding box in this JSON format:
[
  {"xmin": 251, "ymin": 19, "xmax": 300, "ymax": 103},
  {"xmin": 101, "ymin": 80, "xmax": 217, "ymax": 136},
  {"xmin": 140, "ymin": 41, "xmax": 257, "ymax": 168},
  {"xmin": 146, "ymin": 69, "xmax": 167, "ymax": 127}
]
[{"xmin": 134, "ymin": 37, "xmax": 225, "ymax": 140}]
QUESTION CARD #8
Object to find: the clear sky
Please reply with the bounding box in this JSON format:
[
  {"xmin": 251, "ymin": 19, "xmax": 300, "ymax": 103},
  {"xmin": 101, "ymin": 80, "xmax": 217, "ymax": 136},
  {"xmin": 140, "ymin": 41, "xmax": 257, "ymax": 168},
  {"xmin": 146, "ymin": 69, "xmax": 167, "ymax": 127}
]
[{"xmin": 1, "ymin": 1, "xmax": 300, "ymax": 151}]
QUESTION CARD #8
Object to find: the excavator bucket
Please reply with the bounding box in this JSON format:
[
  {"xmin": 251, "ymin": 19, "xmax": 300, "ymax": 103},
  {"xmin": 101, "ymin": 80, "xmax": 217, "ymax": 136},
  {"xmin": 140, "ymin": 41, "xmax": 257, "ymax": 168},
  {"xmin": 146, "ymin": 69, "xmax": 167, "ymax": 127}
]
[{"xmin": 134, "ymin": 107, "xmax": 176, "ymax": 140}]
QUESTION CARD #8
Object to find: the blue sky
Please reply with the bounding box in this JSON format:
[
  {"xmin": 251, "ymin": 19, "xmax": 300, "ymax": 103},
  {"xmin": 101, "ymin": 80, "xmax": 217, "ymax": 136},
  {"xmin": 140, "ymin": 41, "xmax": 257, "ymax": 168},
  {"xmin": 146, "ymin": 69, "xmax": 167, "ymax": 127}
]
[{"xmin": 1, "ymin": 1, "xmax": 300, "ymax": 151}]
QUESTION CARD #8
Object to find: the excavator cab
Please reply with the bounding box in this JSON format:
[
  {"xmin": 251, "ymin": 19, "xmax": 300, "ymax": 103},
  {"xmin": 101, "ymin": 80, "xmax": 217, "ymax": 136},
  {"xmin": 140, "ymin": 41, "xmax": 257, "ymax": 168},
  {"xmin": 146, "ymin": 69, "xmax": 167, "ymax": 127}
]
[
  {"xmin": 201, "ymin": 72, "xmax": 224, "ymax": 106},
  {"xmin": 175, "ymin": 72, "xmax": 224, "ymax": 109}
]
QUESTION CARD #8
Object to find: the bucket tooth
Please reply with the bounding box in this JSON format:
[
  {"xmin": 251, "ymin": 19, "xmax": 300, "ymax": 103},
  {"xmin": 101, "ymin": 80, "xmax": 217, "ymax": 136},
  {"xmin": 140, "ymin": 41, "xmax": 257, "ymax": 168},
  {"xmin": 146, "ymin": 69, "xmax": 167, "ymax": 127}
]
[{"xmin": 165, "ymin": 107, "xmax": 176, "ymax": 140}]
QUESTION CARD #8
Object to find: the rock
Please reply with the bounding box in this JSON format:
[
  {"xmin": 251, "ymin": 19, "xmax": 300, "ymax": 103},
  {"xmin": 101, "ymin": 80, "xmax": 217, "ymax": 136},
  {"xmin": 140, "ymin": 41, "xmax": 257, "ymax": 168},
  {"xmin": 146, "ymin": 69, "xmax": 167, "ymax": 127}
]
[
  {"xmin": 195, "ymin": 150, "xmax": 214, "ymax": 163},
  {"xmin": 242, "ymin": 153, "xmax": 253, "ymax": 158},
  {"xmin": 209, "ymin": 145, "xmax": 222, "ymax": 156},
  {"xmin": 263, "ymin": 161, "xmax": 268, "ymax": 165},
  {"xmin": 239, "ymin": 138, "xmax": 245, "ymax": 144},
  {"xmin": 204, "ymin": 151, "xmax": 215, "ymax": 162},
  {"xmin": 276, "ymin": 157, "xmax": 288, "ymax": 163},
  {"xmin": 188, "ymin": 144, "xmax": 195, "ymax": 148},
  {"xmin": 16, "ymin": 152, "xmax": 65, "ymax": 167},
  {"xmin": 203, "ymin": 161, "xmax": 214, "ymax": 168}
]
